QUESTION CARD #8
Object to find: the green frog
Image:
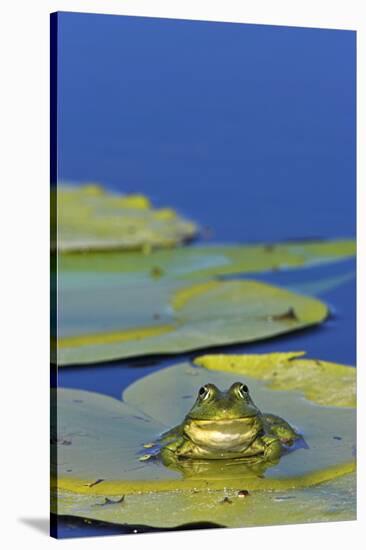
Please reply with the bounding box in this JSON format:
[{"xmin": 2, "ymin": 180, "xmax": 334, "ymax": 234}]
[{"xmin": 159, "ymin": 382, "xmax": 300, "ymax": 469}]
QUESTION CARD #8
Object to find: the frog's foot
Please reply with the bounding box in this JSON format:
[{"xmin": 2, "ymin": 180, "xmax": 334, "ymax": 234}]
[
  {"xmin": 261, "ymin": 435, "xmax": 282, "ymax": 464},
  {"xmin": 263, "ymin": 413, "xmax": 300, "ymax": 447},
  {"xmin": 160, "ymin": 438, "xmax": 194, "ymax": 466}
]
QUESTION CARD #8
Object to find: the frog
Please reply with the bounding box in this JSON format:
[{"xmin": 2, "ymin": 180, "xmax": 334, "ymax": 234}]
[{"xmin": 159, "ymin": 382, "xmax": 300, "ymax": 468}]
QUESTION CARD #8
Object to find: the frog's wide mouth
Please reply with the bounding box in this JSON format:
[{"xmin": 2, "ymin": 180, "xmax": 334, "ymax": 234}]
[
  {"xmin": 187, "ymin": 416, "xmax": 258, "ymax": 424},
  {"xmin": 184, "ymin": 416, "xmax": 263, "ymax": 450}
]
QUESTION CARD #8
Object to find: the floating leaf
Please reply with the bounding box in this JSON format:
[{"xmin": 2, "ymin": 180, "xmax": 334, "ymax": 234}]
[
  {"xmin": 57, "ymin": 279, "xmax": 328, "ymax": 365},
  {"xmin": 53, "ymin": 357, "xmax": 355, "ymax": 527},
  {"xmin": 51, "ymin": 388, "xmax": 169, "ymax": 483},
  {"xmin": 54, "ymin": 473, "xmax": 355, "ymax": 529},
  {"xmin": 194, "ymin": 352, "xmax": 356, "ymax": 407},
  {"xmin": 59, "ymin": 239, "xmax": 356, "ymax": 280},
  {"xmin": 53, "ymin": 184, "xmax": 198, "ymax": 252}
]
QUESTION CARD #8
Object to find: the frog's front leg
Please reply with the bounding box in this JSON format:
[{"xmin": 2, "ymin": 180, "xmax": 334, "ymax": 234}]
[
  {"xmin": 263, "ymin": 413, "xmax": 300, "ymax": 446},
  {"xmin": 160, "ymin": 435, "xmax": 197, "ymax": 464},
  {"xmin": 261, "ymin": 435, "xmax": 283, "ymax": 464},
  {"xmin": 245, "ymin": 434, "xmax": 282, "ymax": 464}
]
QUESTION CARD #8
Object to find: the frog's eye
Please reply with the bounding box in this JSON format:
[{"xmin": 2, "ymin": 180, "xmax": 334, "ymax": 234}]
[
  {"xmin": 198, "ymin": 385, "xmax": 211, "ymax": 401},
  {"xmin": 238, "ymin": 384, "xmax": 249, "ymax": 398}
]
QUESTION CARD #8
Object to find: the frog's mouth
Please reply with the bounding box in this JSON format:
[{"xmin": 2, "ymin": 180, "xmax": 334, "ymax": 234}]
[{"xmin": 184, "ymin": 416, "xmax": 263, "ymax": 451}]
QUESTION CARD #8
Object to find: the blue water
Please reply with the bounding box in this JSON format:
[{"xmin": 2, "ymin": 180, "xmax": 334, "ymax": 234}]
[{"xmin": 54, "ymin": 12, "xmax": 356, "ymax": 538}]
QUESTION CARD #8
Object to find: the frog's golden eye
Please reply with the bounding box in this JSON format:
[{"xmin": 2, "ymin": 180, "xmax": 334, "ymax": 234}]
[
  {"xmin": 238, "ymin": 384, "xmax": 249, "ymax": 398},
  {"xmin": 199, "ymin": 385, "xmax": 210, "ymax": 401}
]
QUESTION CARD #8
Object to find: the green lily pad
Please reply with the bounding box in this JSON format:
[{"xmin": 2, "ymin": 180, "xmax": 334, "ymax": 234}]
[
  {"xmin": 53, "ymin": 356, "xmax": 355, "ymax": 528},
  {"xmin": 194, "ymin": 352, "xmax": 356, "ymax": 407},
  {"xmin": 57, "ymin": 279, "xmax": 328, "ymax": 365},
  {"xmin": 53, "ymin": 473, "xmax": 355, "ymax": 529},
  {"xmin": 59, "ymin": 239, "xmax": 356, "ymax": 280},
  {"xmin": 53, "ymin": 183, "xmax": 198, "ymax": 252}
]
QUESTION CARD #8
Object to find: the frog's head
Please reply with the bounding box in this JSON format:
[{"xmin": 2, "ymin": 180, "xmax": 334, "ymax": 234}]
[
  {"xmin": 187, "ymin": 382, "xmax": 259, "ymax": 421},
  {"xmin": 182, "ymin": 383, "xmax": 264, "ymax": 455}
]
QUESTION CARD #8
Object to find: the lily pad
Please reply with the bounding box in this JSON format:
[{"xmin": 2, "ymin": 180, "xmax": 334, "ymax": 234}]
[
  {"xmin": 59, "ymin": 239, "xmax": 356, "ymax": 280},
  {"xmin": 53, "ymin": 357, "xmax": 355, "ymax": 528},
  {"xmin": 53, "ymin": 183, "xmax": 198, "ymax": 252},
  {"xmin": 57, "ymin": 279, "xmax": 328, "ymax": 365},
  {"xmin": 54, "ymin": 473, "xmax": 355, "ymax": 529},
  {"xmin": 194, "ymin": 352, "xmax": 356, "ymax": 407}
]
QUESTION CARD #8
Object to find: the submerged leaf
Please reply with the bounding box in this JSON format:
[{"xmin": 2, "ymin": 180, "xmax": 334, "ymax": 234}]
[
  {"xmin": 53, "ymin": 183, "xmax": 198, "ymax": 252},
  {"xmin": 57, "ymin": 279, "xmax": 328, "ymax": 365},
  {"xmin": 53, "ymin": 357, "xmax": 355, "ymax": 527}
]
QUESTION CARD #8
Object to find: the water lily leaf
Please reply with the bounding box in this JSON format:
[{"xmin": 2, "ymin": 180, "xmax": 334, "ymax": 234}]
[
  {"xmin": 122, "ymin": 361, "xmax": 355, "ymax": 482},
  {"xmin": 57, "ymin": 279, "xmax": 328, "ymax": 365},
  {"xmin": 53, "ymin": 472, "xmax": 355, "ymax": 529},
  {"xmin": 194, "ymin": 352, "xmax": 356, "ymax": 407},
  {"xmin": 59, "ymin": 239, "xmax": 356, "ymax": 280},
  {"xmin": 53, "ymin": 357, "xmax": 355, "ymax": 527},
  {"xmin": 51, "ymin": 388, "xmax": 173, "ymax": 482},
  {"xmin": 53, "ymin": 184, "xmax": 198, "ymax": 252}
]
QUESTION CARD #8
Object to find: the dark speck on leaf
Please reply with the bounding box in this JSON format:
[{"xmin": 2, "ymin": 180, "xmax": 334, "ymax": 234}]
[
  {"xmin": 150, "ymin": 266, "xmax": 164, "ymax": 279},
  {"xmin": 51, "ymin": 436, "xmax": 72, "ymax": 445},
  {"xmin": 86, "ymin": 479, "xmax": 104, "ymax": 488},
  {"xmin": 238, "ymin": 490, "xmax": 250, "ymax": 498},
  {"xmin": 132, "ymin": 415, "xmax": 150, "ymax": 423},
  {"xmin": 220, "ymin": 497, "xmax": 232, "ymax": 504},
  {"xmin": 96, "ymin": 495, "xmax": 125, "ymax": 507},
  {"xmin": 266, "ymin": 307, "xmax": 298, "ymax": 322},
  {"xmin": 333, "ymin": 436, "xmax": 342, "ymax": 441}
]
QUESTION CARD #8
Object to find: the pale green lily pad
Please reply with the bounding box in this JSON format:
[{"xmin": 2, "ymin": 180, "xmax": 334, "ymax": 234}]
[
  {"xmin": 53, "ymin": 183, "xmax": 198, "ymax": 252},
  {"xmin": 51, "ymin": 388, "xmax": 171, "ymax": 483},
  {"xmin": 54, "ymin": 473, "xmax": 355, "ymax": 529},
  {"xmin": 123, "ymin": 361, "xmax": 355, "ymax": 482},
  {"xmin": 194, "ymin": 352, "xmax": 356, "ymax": 408},
  {"xmin": 53, "ymin": 357, "xmax": 355, "ymax": 527},
  {"xmin": 57, "ymin": 279, "xmax": 328, "ymax": 365},
  {"xmin": 59, "ymin": 239, "xmax": 356, "ymax": 280}
]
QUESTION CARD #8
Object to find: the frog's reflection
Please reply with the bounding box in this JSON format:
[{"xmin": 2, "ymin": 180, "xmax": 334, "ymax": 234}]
[{"xmin": 161, "ymin": 452, "xmax": 276, "ymax": 479}]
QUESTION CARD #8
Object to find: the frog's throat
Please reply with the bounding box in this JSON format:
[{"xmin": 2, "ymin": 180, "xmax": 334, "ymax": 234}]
[{"xmin": 183, "ymin": 416, "xmax": 263, "ymax": 451}]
